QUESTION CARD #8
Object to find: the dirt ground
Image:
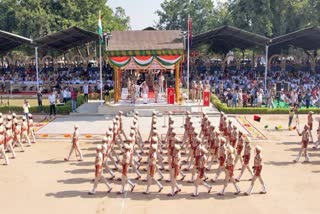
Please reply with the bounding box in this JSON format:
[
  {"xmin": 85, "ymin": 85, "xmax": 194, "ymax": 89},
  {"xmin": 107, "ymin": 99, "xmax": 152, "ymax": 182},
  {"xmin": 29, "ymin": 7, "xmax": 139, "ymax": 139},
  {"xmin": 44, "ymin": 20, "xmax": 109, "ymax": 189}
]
[{"xmin": 1, "ymin": 114, "xmax": 320, "ymax": 214}]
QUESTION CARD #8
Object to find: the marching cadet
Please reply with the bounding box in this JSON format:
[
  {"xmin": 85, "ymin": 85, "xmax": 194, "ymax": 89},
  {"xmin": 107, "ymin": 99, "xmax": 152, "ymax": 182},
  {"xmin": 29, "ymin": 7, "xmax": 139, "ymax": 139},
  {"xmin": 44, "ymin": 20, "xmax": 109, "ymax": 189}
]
[
  {"xmin": 0, "ymin": 119, "xmax": 9, "ymax": 165},
  {"xmin": 118, "ymin": 111, "xmax": 127, "ymax": 141},
  {"xmin": 234, "ymin": 130, "xmax": 244, "ymax": 168},
  {"xmin": 219, "ymin": 112, "xmax": 224, "ymax": 132},
  {"xmin": 312, "ymin": 126, "xmax": 320, "ymax": 149},
  {"xmin": 207, "ymin": 129, "xmax": 220, "ymax": 170},
  {"xmin": 226, "ymin": 120, "xmax": 233, "ymax": 144},
  {"xmin": 147, "ymin": 116, "xmax": 157, "ymax": 143},
  {"xmin": 13, "ymin": 121, "xmax": 24, "ymax": 152},
  {"xmin": 294, "ymin": 124, "xmax": 311, "ymax": 163},
  {"xmin": 108, "ymin": 125, "xmax": 120, "ymax": 164},
  {"xmin": 5, "ymin": 124, "xmax": 16, "ymax": 159},
  {"xmin": 28, "ymin": 114, "xmax": 36, "ymax": 144},
  {"xmin": 223, "ymin": 116, "xmax": 228, "ymax": 137},
  {"xmin": 218, "ymin": 145, "xmax": 241, "ymax": 196},
  {"xmin": 199, "ymin": 113, "xmax": 207, "ymax": 138},
  {"xmin": 12, "ymin": 113, "xmax": 18, "ymax": 130},
  {"xmin": 132, "ymin": 121, "xmax": 144, "ymax": 154},
  {"xmin": 192, "ymin": 146, "xmax": 212, "ymax": 197},
  {"xmin": 119, "ymin": 143, "xmax": 136, "ymax": 194},
  {"xmin": 307, "ymin": 111, "xmax": 314, "ymax": 143},
  {"xmin": 144, "ymin": 142, "xmax": 164, "ymax": 194},
  {"xmin": 64, "ymin": 124, "xmax": 84, "ymax": 161},
  {"xmin": 212, "ymin": 137, "xmax": 227, "ymax": 182},
  {"xmin": 230, "ymin": 125, "xmax": 238, "ymax": 148},
  {"xmin": 21, "ymin": 116, "xmax": 31, "ymax": 147},
  {"xmin": 188, "ymin": 137, "xmax": 202, "ymax": 183},
  {"xmin": 133, "ymin": 112, "xmax": 143, "ymax": 143},
  {"xmin": 164, "ymin": 115, "xmax": 174, "ymax": 145},
  {"xmin": 150, "ymin": 134, "xmax": 165, "ymax": 180},
  {"xmin": 245, "ymin": 145, "xmax": 267, "ymax": 195},
  {"xmin": 182, "ymin": 114, "xmax": 191, "ymax": 149},
  {"xmin": 185, "ymin": 127, "xmax": 197, "ymax": 168},
  {"xmin": 129, "ymin": 128, "xmax": 143, "ymax": 163},
  {"xmin": 127, "ymin": 137, "xmax": 142, "ymax": 180},
  {"xmin": 102, "ymin": 135, "xmax": 115, "ymax": 180},
  {"xmin": 236, "ymin": 136, "xmax": 253, "ymax": 181},
  {"xmin": 88, "ymin": 145, "xmax": 112, "ymax": 195},
  {"xmin": 114, "ymin": 116, "xmax": 124, "ymax": 146},
  {"xmin": 168, "ymin": 144, "xmax": 182, "ymax": 196}
]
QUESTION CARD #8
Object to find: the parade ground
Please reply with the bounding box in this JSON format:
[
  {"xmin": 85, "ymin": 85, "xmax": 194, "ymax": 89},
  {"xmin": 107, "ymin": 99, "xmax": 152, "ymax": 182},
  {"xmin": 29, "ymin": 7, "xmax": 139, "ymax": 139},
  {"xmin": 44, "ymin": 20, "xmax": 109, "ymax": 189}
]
[{"xmin": 1, "ymin": 113, "xmax": 320, "ymax": 214}]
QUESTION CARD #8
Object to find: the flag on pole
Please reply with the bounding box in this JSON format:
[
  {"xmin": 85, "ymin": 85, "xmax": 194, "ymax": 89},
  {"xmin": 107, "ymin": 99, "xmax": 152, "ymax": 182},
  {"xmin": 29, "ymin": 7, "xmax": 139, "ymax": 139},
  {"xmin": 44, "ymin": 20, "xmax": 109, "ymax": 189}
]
[
  {"xmin": 188, "ymin": 15, "xmax": 192, "ymax": 48},
  {"xmin": 98, "ymin": 11, "xmax": 103, "ymax": 44}
]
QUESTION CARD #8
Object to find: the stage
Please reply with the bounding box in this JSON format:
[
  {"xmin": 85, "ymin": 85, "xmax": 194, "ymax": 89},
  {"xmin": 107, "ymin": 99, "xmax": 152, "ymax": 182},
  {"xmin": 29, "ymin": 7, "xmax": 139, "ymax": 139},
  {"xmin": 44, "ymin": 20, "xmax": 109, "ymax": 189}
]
[{"xmin": 98, "ymin": 98, "xmax": 218, "ymax": 116}]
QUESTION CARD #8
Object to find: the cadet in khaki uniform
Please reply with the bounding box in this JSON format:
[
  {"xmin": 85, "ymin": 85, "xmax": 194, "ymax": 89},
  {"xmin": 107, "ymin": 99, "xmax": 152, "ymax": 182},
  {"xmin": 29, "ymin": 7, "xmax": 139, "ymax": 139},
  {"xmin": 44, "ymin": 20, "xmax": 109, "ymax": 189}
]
[
  {"xmin": 218, "ymin": 145, "xmax": 240, "ymax": 196},
  {"xmin": 118, "ymin": 111, "xmax": 127, "ymax": 142},
  {"xmin": 64, "ymin": 124, "xmax": 84, "ymax": 161},
  {"xmin": 144, "ymin": 143, "xmax": 164, "ymax": 194},
  {"xmin": 234, "ymin": 130, "xmax": 244, "ymax": 168},
  {"xmin": 168, "ymin": 144, "xmax": 182, "ymax": 196},
  {"xmin": 236, "ymin": 136, "xmax": 253, "ymax": 181},
  {"xmin": 245, "ymin": 145, "xmax": 267, "ymax": 195},
  {"xmin": 294, "ymin": 124, "xmax": 311, "ymax": 162},
  {"xmin": 28, "ymin": 114, "xmax": 36, "ymax": 144},
  {"xmin": 13, "ymin": 121, "xmax": 24, "ymax": 152},
  {"xmin": 0, "ymin": 119, "xmax": 9, "ymax": 165},
  {"xmin": 312, "ymin": 126, "xmax": 320, "ymax": 149},
  {"xmin": 21, "ymin": 116, "xmax": 31, "ymax": 147},
  {"xmin": 5, "ymin": 124, "xmax": 16, "ymax": 159},
  {"xmin": 230, "ymin": 125, "xmax": 238, "ymax": 148},
  {"xmin": 192, "ymin": 146, "xmax": 212, "ymax": 197},
  {"xmin": 127, "ymin": 137, "xmax": 142, "ymax": 180},
  {"xmin": 207, "ymin": 129, "xmax": 220, "ymax": 170},
  {"xmin": 102, "ymin": 135, "xmax": 115, "ymax": 180},
  {"xmin": 307, "ymin": 111, "xmax": 314, "ymax": 143},
  {"xmin": 212, "ymin": 137, "xmax": 227, "ymax": 182},
  {"xmin": 119, "ymin": 143, "xmax": 135, "ymax": 194},
  {"xmin": 88, "ymin": 145, "xmax": 112, "ymax": 195}
]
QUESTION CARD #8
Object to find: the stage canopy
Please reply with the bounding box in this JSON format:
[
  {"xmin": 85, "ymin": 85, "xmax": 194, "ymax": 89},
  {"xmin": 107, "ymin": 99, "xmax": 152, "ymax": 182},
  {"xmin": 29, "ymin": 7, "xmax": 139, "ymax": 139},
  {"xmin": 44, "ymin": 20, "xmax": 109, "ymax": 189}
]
[
  {"xmin": 34, "ymin": 26, "xmax": 99, "ymax": 51},
  {"xmin": 106, "ymin": 30, "xmax": 184, "ymax": 69},
  {"xmin": 192, "ymin": 25, "xmax": 270, "ymax": 53},
  {"xmin": 106, "ymin": 30, "xmax": 184, "ymax": 102},
  {"xmin": 270, "ymin": 26, "xmax": 320, "ymax": 51},
  {"xmin": 0, "ymin": 30, "xmax": 32, "ymax": 53}
]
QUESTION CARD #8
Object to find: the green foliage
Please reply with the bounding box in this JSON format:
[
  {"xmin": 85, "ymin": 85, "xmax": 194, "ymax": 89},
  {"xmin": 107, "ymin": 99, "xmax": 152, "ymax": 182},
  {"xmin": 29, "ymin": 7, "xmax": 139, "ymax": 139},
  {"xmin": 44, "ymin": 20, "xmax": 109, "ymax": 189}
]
[
  {"xmin": 211, "ymin": 94, "xmax": 320, "ymax": 114},
  {"xmin": 0, "ymin": 0, "xmax": 130, "ymax": 39},
  {"xmin": 156, "ymin": 0, "xmax": 320, "ymax": 39}
]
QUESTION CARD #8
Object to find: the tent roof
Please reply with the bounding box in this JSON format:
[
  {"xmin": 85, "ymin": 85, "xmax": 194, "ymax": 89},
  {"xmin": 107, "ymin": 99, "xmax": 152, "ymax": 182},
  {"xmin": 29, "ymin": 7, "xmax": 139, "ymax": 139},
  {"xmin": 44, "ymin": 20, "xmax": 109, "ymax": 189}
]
[
  {"xmin": 107, "ymin": 30, "xmax": 184, "ymax": 52},
  {"xmin": 270, "ymin": 26, "xmax": 320, "ymax": 50},
  {"xmin": 34, "ymin": 26, "xmax": 99, "ymax": 51},
  {"xmin": 192, "ymin": 25, "xmax": 270, "ymax": 52},
  {"xmin": 0, "ymin": 30, "xmax": 32, "ymax": 53}
]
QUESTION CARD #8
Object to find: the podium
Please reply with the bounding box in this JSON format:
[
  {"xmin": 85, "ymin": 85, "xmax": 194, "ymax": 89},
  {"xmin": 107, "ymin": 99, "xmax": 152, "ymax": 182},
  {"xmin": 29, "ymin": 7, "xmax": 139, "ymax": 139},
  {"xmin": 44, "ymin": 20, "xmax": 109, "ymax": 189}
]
[
  {"xmin": 203, "ymin": 91, "xmax": 210, "ymax": 106},
  {"xmin": 167, "ymin": 88, "xmax": 175, "ymax": 104}
]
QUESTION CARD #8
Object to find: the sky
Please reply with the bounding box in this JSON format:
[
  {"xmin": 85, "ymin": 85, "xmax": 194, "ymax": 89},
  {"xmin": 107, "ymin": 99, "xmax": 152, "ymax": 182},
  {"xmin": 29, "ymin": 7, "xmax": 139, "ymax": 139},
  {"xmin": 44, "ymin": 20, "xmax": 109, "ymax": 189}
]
[{"xmin": 108, "ymin": 0, "xmax": 163, "ymax": 30}]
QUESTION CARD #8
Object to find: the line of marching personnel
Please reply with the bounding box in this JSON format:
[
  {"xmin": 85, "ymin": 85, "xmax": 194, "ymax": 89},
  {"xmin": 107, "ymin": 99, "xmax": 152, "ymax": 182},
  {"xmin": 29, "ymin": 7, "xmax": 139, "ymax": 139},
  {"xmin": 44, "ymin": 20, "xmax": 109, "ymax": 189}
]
[
  {"xmin": 81, "ymin": 110, "xmax": 267, "ymax": 197},
  {"xmin": 0, "ymin": 112, "xmax": 36, "ymax": 165}
]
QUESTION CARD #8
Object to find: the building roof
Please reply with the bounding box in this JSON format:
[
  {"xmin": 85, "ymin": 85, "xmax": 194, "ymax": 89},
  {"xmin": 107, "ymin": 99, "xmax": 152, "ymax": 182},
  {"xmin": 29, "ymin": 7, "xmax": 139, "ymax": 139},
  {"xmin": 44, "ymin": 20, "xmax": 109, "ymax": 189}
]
[
  {"xmin": 107, "ymin": 30, "xmax": 184, "ymax": 53},
  {"xmin": 34, "ymin": 26, "xmax": 99, "ymax": 51},
  {"xmin": 0, "ymin": 30, "xmax": 32, "ymax": 53},
  {"xmin": 192, "ymin": 25, "xmax": 270, "ymax": 52},
  {"xmin": 270, "ymin": 26, "xmax": 320, "ymax": 50}
]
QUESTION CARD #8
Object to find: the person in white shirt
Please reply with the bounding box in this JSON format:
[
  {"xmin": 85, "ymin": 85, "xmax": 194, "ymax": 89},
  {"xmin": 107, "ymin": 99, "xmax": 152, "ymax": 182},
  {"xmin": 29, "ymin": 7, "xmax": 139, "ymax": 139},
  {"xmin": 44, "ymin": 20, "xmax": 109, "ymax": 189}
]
[
  {"xmin": 63, "ymin": 87, "xmax": 68, "ymax": 103},
  {"xmin": 22, "ymin": 99, "xmax": 30, "ymax": 121},
  {"xmin": 83, "ymin": 82, "xmax": 89, "ymax": 102},
  {"xmin": 48, "ymin": 91, "xmax": 56, "ymax": 118}
]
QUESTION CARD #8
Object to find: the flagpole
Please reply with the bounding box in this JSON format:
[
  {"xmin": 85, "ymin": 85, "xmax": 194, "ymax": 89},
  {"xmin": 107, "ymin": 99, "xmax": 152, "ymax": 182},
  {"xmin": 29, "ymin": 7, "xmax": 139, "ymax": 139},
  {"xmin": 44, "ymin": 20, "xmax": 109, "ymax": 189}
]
[
  {"xmin": 99, "ymin": 43, "xmax": 103, "ymax": 105},
  {"xmin": 187, "ymin": 15, "xmax": 190, "ymax": 103}
]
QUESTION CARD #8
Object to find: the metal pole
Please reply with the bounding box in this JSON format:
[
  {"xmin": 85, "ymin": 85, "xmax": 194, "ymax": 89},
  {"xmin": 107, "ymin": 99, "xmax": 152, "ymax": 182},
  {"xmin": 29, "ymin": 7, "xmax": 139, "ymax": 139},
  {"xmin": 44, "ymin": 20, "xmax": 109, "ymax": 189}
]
[
  {"xmin": 187, "ymin": 16, "xmax": 190, "ymax": 103},
  {"xmin": 35, "ymin": 47, "xmax": 39, "ymax": 91},
  {"xmin": 99, "ymin": 44, "xmax": 103, "ymax": 105},
  {"xmin": 264, "ymin": 45, "xmax": 269, "ymax": 92}
]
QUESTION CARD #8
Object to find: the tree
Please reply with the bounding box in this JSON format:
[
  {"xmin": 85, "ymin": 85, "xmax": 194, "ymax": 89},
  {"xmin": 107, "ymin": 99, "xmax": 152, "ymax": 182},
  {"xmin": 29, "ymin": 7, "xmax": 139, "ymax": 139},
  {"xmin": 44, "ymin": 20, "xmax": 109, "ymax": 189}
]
[
  {"xmin": 155, "ymin": 0, "xmax": 218, "ymax": 34},
  {"xmin": 0, "ymin": 0, "xmax": 130, "ymax": 39}
]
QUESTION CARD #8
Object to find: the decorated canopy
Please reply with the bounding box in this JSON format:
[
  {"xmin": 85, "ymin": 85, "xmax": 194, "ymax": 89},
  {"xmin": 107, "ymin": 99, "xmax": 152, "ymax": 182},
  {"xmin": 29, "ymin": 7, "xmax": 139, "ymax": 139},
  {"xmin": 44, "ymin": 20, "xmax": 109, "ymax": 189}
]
[{"xmin": 106, "ymin": 30, "xmax": 184, "ymax": 68}]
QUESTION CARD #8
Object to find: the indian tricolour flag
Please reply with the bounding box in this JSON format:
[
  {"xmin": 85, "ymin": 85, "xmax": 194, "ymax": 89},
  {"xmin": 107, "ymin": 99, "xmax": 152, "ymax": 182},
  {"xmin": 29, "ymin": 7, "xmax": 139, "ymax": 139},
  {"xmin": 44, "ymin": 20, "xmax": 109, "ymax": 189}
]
[{"xmin": 98, "ymin": 11, "xmax": 103, "ymax": 44}]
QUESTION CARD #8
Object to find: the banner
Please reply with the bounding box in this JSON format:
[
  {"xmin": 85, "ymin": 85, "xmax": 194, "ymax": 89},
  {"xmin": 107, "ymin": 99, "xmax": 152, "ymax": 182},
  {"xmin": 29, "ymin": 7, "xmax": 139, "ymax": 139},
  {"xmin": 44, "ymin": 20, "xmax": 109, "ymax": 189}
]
[
  {"xmin": 203, "ymin": 91, "xmax": 210, "ymax": 106},
  {"xmin": 167, "ymin": 88, "xmax": 175, "ymax": 104}
]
